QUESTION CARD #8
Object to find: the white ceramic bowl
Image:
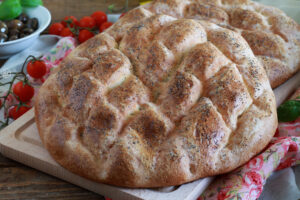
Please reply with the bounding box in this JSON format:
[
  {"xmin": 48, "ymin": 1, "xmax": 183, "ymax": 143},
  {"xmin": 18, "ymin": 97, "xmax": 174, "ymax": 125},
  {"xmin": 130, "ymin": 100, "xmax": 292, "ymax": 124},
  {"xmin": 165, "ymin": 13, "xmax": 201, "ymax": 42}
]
[{"xmin": 0, "ymin": 6, "xmax": 51, "ymax": 59}]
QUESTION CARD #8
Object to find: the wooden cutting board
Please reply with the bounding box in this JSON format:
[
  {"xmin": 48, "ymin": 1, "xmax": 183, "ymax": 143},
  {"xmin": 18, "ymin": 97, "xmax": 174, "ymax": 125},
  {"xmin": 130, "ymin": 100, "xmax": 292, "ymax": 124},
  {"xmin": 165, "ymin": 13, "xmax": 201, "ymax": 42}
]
[{"xmin": 0, "ymin": 71, "xmax": 299, "ymax": 200}]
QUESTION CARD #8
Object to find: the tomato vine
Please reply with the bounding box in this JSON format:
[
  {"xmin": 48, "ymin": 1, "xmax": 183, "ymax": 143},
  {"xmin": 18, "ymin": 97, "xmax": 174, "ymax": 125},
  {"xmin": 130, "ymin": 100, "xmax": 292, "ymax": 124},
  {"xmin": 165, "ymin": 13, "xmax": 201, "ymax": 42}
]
[{"xmin": 0, "ymin": 55, "xmax": 42, "ymax": 130}]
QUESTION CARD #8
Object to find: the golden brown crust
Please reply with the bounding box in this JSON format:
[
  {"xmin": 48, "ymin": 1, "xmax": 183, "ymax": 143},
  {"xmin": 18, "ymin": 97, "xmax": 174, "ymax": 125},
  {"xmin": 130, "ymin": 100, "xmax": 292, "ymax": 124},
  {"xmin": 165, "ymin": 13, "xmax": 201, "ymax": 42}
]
[
  {"xmin": 35, "ymin": 4, "xmax": 278, "ymax": 188},
  {"xmin": 145, "ymin": 0, "xmax": 300, "ymax": 88}
]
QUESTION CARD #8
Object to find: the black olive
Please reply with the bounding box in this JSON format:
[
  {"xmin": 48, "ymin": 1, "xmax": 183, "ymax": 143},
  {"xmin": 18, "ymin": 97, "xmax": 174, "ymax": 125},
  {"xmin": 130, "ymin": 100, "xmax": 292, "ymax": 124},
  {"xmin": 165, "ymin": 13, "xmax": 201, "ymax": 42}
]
[
  {"xmin": 22, "ymin": 28, "xmax": 34, "ymax": 34},
  {"xmin": 7, "ymin": 19, "xmax": 24, "ymax": 30},
  {"xmin": 8, "ymin": 35, "xmax": 19, "ymax": 41},
  {"xmin": 0, "ymin": 33, "xmax": 8, "ymax": 43},
  {"xmin": 31, "ymin": 18, "xmax": 39, "ymax": 30},
  {"xmin": 25, "ymin": 18, "xmax": 39, "ymax": 30},
  {"xmin": 9, "ymin": 28, "xmax": 19, "ymax": 36},
  {"xmin": 24, "ymin": 18, "xmax": 32, "ymax": 29},
  {"xmin": 18, "ymin": 13, "xmax": 29, "ymax": 24},
  {"xmin": 0, "ymin": 21, "xmax": 8, "ymax": 34}
]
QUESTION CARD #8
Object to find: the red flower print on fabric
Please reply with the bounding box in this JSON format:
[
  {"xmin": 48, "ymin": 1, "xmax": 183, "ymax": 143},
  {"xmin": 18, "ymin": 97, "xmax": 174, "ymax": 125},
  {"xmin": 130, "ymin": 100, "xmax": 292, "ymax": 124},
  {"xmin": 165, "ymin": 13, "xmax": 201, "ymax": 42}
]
[
  {"xmin": 247, "ymin": 155, "xmax": 264, "ymax": 170},
  {"xmin": 243, "ymin": 171, "xmax": 263, "ymax": 187}
]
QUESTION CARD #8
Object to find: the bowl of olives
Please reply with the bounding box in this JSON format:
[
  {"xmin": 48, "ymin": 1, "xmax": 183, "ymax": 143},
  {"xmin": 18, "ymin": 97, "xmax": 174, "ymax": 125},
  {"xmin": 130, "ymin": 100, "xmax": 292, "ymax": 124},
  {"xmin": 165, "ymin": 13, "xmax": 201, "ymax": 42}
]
[{"xmin": 0, "ymin": 6, "xmax": 51, "ymax": 59}]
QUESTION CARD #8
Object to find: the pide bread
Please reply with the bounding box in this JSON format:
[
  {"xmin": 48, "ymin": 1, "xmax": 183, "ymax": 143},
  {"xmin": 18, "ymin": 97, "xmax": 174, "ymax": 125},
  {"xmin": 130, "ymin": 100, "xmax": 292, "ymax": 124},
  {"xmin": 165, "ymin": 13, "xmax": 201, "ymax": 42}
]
[
  {"xmin": 35, "ymin": 4, "xmax": 278, "ymax": 187},
  {"xmin": 144, "ymin": 0, "xmax": 300, "ymax": 88}
]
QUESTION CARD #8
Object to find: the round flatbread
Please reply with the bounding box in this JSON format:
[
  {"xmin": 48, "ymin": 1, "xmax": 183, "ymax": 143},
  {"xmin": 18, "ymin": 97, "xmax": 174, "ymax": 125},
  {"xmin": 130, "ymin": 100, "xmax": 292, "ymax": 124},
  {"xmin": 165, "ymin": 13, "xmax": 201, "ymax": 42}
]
[
  {"xmin": 144, "ymin": 0, "xmax": 300, "ymax": 88},
  {"xmin": 35, "ymin": 5, "xmax": 277, "ymax": 187}
]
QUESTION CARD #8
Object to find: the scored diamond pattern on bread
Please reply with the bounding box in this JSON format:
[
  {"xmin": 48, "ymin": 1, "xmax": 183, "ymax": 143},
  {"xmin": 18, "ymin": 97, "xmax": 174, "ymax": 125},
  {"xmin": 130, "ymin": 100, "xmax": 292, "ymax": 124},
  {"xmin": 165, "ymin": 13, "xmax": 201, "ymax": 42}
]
[
  {"xmin": 144, "ymin": 0, "xmax": 300, "ymax": 88},
  {"xmin": 35, "ymin": 3, "xmax": 278, "ymax": 187}
]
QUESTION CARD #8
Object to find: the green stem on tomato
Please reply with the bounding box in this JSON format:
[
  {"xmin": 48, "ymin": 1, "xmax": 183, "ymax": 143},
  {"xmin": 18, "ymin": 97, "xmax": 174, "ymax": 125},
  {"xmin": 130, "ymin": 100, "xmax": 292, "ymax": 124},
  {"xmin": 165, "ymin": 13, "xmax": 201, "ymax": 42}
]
[
  {"xmin": 20, "ymin": 55, "xmax": 36, "ymax": 83},
  {"xmin": 0, "ymin": 55, "xmax": 38, "ymax": 129},
  {"xmin": 0, "ymin": 54, "xmax": 41, "ymax": 129}
]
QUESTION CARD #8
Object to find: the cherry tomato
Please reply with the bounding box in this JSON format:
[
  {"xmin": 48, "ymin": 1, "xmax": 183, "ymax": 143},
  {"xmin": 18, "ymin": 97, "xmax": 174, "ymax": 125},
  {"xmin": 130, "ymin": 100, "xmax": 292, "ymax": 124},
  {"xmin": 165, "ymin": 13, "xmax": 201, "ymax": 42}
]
[
  {"xmin": 78, "ymin": 29, "xmax": 94, "ymax": 44},
  {"xmin": 49, "ymin": 23, "xmax": 64, "ymax": 35},
  {"xmin": 60, "ymin": 27, "xmax": 74, "ymax": 37},
  {"xmin": 79, "ymin": 16, "xmax": 96, "ymax": 29},
  {"xmin": 99, "ymin": 22, "xmax": 113, "ymax": 32},
  {"xmin": 13, "ymin": 81, "xmax": 34, "ymax": 102},
  {"xmin": 61, "ymin": 16, "xmax": 78, "ymax": 28},
  {"xmin": 9, "ymin": 105, "xmax": 31, "ymax": 120},
  {"xmin": 119, "ymin": 13, "xmax": 126, "ymax": 18},
  {"xmin": 27, "ymin": 60, "xmax": 47, "ymax": 79},
  {"xmin": 0, "ymin": 99, "xmax": 2, "ymax": 108},
  {"xmin": 91, "ymin": 11, "xmax": 107, "ymax": 26}
]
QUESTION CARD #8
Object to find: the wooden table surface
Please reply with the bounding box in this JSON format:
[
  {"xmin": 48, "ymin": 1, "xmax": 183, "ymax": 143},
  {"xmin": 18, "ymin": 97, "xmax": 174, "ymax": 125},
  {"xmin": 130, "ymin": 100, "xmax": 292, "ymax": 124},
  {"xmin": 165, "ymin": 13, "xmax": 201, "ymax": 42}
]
[{"xmin": 0, "ymin": 1, "xmax": 139, "ymax": 199}]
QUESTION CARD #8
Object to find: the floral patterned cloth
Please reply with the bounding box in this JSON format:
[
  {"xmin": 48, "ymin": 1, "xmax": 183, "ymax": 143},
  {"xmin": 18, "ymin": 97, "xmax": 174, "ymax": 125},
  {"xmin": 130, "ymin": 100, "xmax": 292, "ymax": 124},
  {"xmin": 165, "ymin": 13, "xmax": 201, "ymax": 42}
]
[
  {"xmin": 42, "ymin": 37, "xmax": 76, "ymax": 68},
  {"xmin": 10, "ymin": 36, "xmax": 299, "ymax": 200},
  {"xmin": 200, "ymin": 118, "xmax": 300, "ymax": 200}
]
